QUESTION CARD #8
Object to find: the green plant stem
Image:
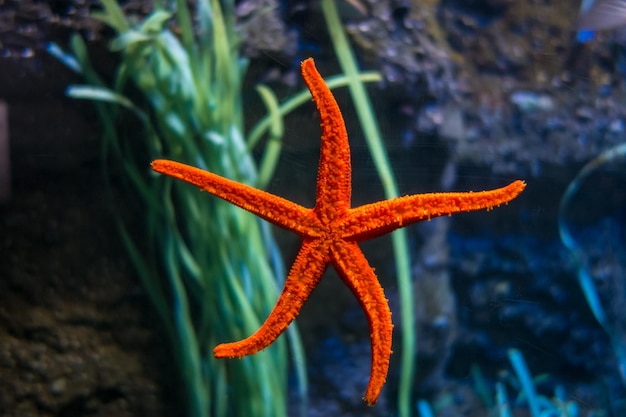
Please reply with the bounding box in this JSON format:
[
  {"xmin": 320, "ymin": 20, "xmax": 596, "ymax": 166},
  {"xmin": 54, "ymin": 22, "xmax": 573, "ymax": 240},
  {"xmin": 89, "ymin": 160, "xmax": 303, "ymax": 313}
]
[
  {"xmin": 508, "ymin": 349, "xmax": 540, "ymax": 417},
  {"xmin": 320, "ymin": 1, "xmax": 415, "ymax": 416},
  {"xmin": 558, "ymin": 142, "xmax": 626, "ymax": 383}
]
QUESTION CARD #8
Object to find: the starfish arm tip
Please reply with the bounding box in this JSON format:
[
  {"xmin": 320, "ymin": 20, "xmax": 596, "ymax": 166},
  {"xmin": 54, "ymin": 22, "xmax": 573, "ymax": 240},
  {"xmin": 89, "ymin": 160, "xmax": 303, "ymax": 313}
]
[
  {"xmin": 512, "ymin": 179, "xmax": 527, "ymax": 193},
  {"xmin": 150, "ymin": 159, "xmax": 166, "ymax": 172},
  {"xmin": 213, "ymin": 341, "xmax": 258, "ymax": 359},
  {"xmin": 213, "ymin": 343, "xmax": 237, "ymax": 359},
  {"xmin": 496, "ymin": 179, "xmax": 526, "ymax": 205},
  {"xmin": 301, "ymin": 57, "xmax": 315, "ymax": 71},
  {"xmin": 363, "ymin": 396, "xmax": 377, "ymax": 407}
]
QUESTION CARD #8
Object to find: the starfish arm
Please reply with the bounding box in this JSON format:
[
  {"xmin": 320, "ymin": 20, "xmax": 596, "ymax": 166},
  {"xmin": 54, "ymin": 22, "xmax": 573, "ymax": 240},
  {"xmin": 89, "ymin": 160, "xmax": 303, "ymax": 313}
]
[
  {"xmin": 330, "ymin": 241, "xmax": 393, "ymax": 406},
  {"xmin": 340, "ymin": 180, "xmax": 526, "ymax": 240},
  {"xmin": 214, "ymin": 238, "xmax": 329, "ymax": 358},
  {"xmin": 152, "ymin": 159, "xmax": 321, "ymax": 235},
  {"xmin": 301, "ymin": 58, "xmax": 352, "ymax": 221}
]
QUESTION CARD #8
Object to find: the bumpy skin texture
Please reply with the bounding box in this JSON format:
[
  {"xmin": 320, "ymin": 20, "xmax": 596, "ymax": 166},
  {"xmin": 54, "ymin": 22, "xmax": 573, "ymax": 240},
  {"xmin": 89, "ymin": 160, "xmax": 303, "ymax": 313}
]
[{"xmin": 151, "ymin": 58, "xmax": 526, "ymax": 405}]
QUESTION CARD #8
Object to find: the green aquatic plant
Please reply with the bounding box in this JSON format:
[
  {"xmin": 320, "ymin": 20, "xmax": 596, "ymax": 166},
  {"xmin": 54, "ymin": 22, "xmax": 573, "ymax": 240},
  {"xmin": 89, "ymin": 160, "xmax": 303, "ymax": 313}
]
[
  {"xmin": 319, "ymin": 1, "xmax": 416, "ymax": 415},
  {"xmin": 505, "ymin": 349, "xmax": 579, "ymax": 417},
  {"xmin": 558, "ymin": 142, "xmax": 626, "ymax": 383},
  {"xmin": 48, "ymin": 1, "xmax": 302, "ymax": 416},
  {"xmin": 418, "ymin": 349, "xmax": 580, "ymax": 417}
]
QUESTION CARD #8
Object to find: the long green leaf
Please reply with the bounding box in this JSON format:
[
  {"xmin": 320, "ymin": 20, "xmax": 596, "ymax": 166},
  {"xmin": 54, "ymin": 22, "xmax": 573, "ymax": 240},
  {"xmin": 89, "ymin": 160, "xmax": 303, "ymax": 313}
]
[{"xmin": 321, "ymin": 2, "xmax": 415, "ymax": 416}]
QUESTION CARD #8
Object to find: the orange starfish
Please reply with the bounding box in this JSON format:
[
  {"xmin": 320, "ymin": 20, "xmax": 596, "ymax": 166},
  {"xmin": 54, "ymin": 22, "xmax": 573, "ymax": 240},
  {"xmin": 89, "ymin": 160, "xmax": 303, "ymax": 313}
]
[{"xmin": 151, "ymin": 58, "xmax": 525, "ymax": 405}]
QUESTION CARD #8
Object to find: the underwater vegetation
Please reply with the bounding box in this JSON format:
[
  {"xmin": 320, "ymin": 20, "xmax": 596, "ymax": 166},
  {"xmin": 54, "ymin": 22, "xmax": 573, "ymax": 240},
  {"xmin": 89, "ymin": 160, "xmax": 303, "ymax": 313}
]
[
  {"xmin": 419, "ymin": 348, "xmax": 581, "ymax": 417},
  {"xmin": 559, "ymin": 142, "xmax": 626, "ymax": 384},
  {"xmin": 49, "ymin": 1, "xmax": 304, "ymax": 417}
]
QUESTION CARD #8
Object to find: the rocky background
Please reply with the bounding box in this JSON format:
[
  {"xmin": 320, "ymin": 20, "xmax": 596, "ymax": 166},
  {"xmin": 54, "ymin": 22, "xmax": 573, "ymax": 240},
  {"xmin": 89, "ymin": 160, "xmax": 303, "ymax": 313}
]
[{"xmin": 1, "ymin": 0, "xmax": 625, "ymax": 416}]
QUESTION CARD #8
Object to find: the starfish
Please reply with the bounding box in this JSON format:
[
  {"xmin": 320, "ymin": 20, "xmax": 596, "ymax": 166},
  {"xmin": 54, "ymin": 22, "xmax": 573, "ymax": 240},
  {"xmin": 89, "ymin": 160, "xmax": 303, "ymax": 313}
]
[{"xmin": 151, "ymin": 58, "xmax": 525, "ymax": 405}]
